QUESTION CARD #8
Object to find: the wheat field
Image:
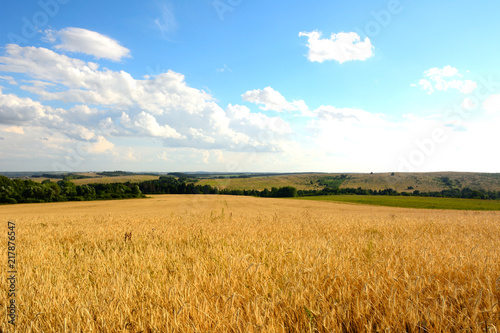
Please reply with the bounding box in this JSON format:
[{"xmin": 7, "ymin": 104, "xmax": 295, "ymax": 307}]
[{"xmin": 0, "ymin": 195, "xmax": 499, "ymax": 332}]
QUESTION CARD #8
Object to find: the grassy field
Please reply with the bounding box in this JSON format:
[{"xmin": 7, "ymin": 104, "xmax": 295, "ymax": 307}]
[
  {"xmin": 340, "ymin": 172, "xmax": 500, "ymax": 192},
  {"xmin": 30, "ymin": 177, "xmax": 62, "ymax": 183},
  {"xmin": 197, "ymin": 174, "xmax": 323, "ymax": 191},
  {"xmin": 71, "ymin": 175, "xmax": 160, "ymax": 185},
  {"xmin": 1, "ymin": 195, "xmax": 499, "ymax": 331},
  {"xmin": 197, "ymin": 172, "xmax": 500, "ymax": 193},
  {"xmin": 30, "ymin": 174, "xmax": 160, "ymax": 185},
  {"xmin": 297, "ymin": 195, "xmax": 500, "ymax": 210},
  {"xmin": 27, "ymin": 172, "xmax": 500, "ymax": 194}
]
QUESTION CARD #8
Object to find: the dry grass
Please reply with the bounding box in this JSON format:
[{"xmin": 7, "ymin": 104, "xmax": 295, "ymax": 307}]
[
  {"xmin": 197, "ymin": 174, "xmax": 322, "ymax": 191},
  {"xmin": 71, "ymin": 175, "xmax": 160, "ymax": 185},
  {"xmin": 29, "ymin": 178, "xmax": 62, "ymax": 184},
  {"xmin": 340, "ymin": 172, "xmax": 500, "ymax": 192},
  {"xmin": 197, "ymin": 172, "xmax": 500, "ymax": 193},
  {"xmin": 0, "ymin": 195, "xmax": 499, "ymax": 332}
]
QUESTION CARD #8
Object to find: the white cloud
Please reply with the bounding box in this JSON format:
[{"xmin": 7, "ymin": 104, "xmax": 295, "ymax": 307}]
[
  {"xmin": 299, "ymin": 31, "xmax": 373, "ymax": 64},
  {"xmin": 86, "ymin": 136, "xmax": 114, "ymax": 154},
  {"xmin": 1, "ymin": 41, "xmax": 498, "ymax": 172},
  {"xmin": 312, "ymin": 106, "xmax": 382, "ymax": 123},
  {"xmin": 202, "ymin": 151, "xmax": 210, "ymax": 164},
  {"xmin": 462, "ymin": 98, "xmax": 476, "ymax": 110},
  {"xmin": 0, "ymin": 88, "xmax": 49, "ymax": 124},
  {"xmin": 124, "ymin": 148, "xmax": 137, "ymax": 161},
  {"xmin": 414, "ymin": 66, "xmax": 477, "ymax": 94},
  {"xmin": 74, "ymin": 125, "xmax": 95, "ymax": 141},
  {"xmin": 425, "ymin": 65, "xmax": 459, "ymax": 78},
  {"xmin": 70, "ymin": 105, "xmax": 100, "ymax": 115},
  {"xmin": 48, "ymin": 27, "xmax": 131, "ymax": 61},
  {"xmin": 460, "ymin": 80, "xmax": 477, "ymax": 94},
  {"xmin": 157, "ymin": 151, "xmax": 168, "ymax": 161},
  {"xmin": 214, "ymin": 150, "xmax": 224, "ymax": 162},
  {"xmin": 0, "ymin": 44, "xmax": 293, "ymax": 154},
  {"xmin": 242, "ymin": 87, "xmax": 296, "ymax": 112},
  {"xmin": 483, "ymin": 94, "xmax": 500, "ymax": 115},
  {"xmin": 242, "ymin": 86, "xmax": 309, "ymax": 114},
  {"xmin": 0, "ymin": 75, "xmax": 16, "ymax": 85},
  {"xmin": 132, "ymin": 111, "xmax": 184, "ymax": 139},
  {"xmin": 3, "ymin": 126, "xmax": 24, "ymax": 134}
]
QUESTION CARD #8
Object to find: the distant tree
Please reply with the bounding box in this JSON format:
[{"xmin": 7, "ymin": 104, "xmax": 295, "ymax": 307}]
[
  {"xmin": 43, "ymin": 181, "xmax": 61, "ymax": 196},
  {"xmin": 77, "ymin": 185, "xmax": 96, "ymax": 200},
  {"xmin": 131, "ymin": 185, "xmax": 142, "ymax": 197},
  {"xmin": 58, "ymin": 180, "xmax": 77, "ymax": 198}
]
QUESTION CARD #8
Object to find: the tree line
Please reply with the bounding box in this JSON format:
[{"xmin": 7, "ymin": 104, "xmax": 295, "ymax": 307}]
[
  {"xmin": 0, "ymin": 176, "xmax": 143, "ymax": 204},
  {"xmin": 297, "ymin": 186, "xmax": 500, "ymax": 200},
  {"xmin": 1, "ymin": 175, "xmax": 499, "ymax": 205}
]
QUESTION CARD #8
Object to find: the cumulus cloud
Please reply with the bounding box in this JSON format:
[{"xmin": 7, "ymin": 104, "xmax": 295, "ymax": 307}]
[
  {"xmin": 413, "ymin": 66, "xmax": 477, "ymax": 94},
  {"xmin": 127, "ymin": 111, "xmax": 184, "ymax": 139},
  {"xmin": 312, "ymin": 106, "xmax": 381, "ymax": 123},
  {"xmin": 0, "ymin": 44, "xmax": 292, "ymax": 154},
  {"xmin": 242, "ymin": 86, "xmax": 309, "ymax": 114},
  {"xmin": 86, "ymin": 136, "xmax": 114, "ymax": 154},
  {"xmin": 460, "ymin": 80, "xmax": 478, "ymax": 94},
  {"xmin": 3, "ymin": 37, "xmax": 496, "ymax": 172},
  {"xmin": 0, "ymin": 85, "xmax": 113, "ymax": 158},
  {"xmin": 299, "ymin": 31, "xmax": 373, "ymax": 63},
  {"xmin": 0, "ymin": 89, "xmax": 50, "ymax": 124},
  {"xmin": 47, "ymin": 27, "xmax": 131, "ymax": 61}
]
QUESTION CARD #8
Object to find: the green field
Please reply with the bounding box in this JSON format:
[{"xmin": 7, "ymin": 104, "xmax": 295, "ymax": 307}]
[{"xmin": 296, "ymin": 195, "xmax": 500, "ymax": 210}]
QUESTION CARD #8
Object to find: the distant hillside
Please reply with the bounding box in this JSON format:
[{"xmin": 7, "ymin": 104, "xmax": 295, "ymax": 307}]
[
  {"xmin": 197, "ymin": 174, "xmax": 323, "ymax": 191},
  {"xmin": 340, "ymin": 172, "xmax": 500, "ymax": 192},
  {"xmin": 72, "ymin": 175, "xmax": 160, "ymax": 185},
  {"xmin": 7, "ymin": 171, "xmax": 500, "ymax": 193},
  {"xmin": 197, "ymin": 172, "xmax": 500, "ymax": 192}
]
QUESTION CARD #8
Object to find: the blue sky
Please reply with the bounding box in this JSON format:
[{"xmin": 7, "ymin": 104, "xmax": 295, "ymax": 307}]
[{"xmin": 0, "ymin": 0, "xmax": 499, "ymax": 172}]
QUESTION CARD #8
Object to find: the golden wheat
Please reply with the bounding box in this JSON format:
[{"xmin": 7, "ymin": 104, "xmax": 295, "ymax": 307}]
[{"xmin": 0, "ymin": 195, "xmax": 499, "ymax": 332}]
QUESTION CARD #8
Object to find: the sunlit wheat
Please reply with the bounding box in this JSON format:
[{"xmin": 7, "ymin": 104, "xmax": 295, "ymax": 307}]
[{"xmin": 0, "ymin": 195, "xmax": 499, "ymax": 332}]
